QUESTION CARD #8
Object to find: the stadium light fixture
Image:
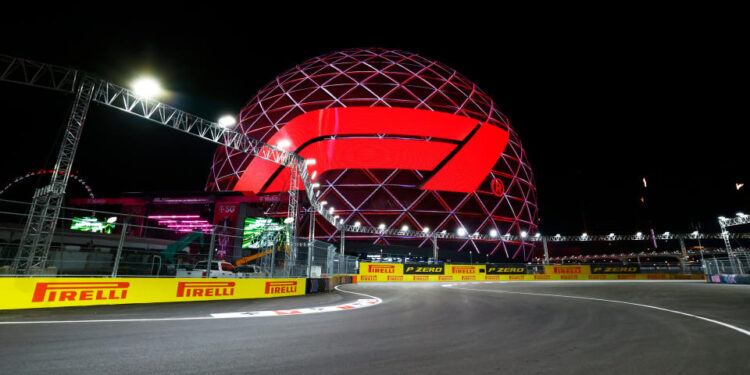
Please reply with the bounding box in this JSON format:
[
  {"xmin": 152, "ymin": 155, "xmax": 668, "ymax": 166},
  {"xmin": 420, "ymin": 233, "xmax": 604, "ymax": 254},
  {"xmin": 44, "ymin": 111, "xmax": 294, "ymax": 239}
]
[
  {"xmin": 490, "ymin": 229, "xmax": 498, "ymax": 237},
  {"xmin": 692, "ymin": 230, "xmax": 699, "ymax": 236},
  {"xmin": 218, "ymin": 115, "xmax": 236, "ymax": 128},
  {"xmin": 581, "ymin": 232, "xmax": 588, "ymax": 238},
  {"xmin": 354, "ymin": 221, "xmax": 361, "ymax": 227},
  {"xmin": 401, "ymin": 225, "xmax": 409, "ymax": 232},
  {"xmin": 636, "ymin": 232, "xmax": 642, "ymax": 237},
  {"xmin": 283, "ymin": 217, "xmax": 294, "ymax": 224},
  {"xmin": 520, "ymin": 231, "xmax": 527, "ymax": 238},
  {"xmin": 422, "ymin": 227, "xmax": 430, "ymax": 233},
  {"xmin": 328, "ymin": 207, "xmax": 334, "ymax": 214},
  {"xmin": 320, "ymin": 201, "xmax": 327, "ymax": 206},
  {"xmin": 379, "ymin": 223, "xmax": 386, "ymax": 230},
  {"xmin": 457, "ymin": 227, "xmax": 467, "ymax": 236},
  {"xmin": 663, "ymin": 231, "xmax": 670, "ymax": 236},
  {"xmin": 311, "ymin": 183, "xmax": 320, "ymax": 189},
  {"xmin": 131, "ymin": 76, "xmax": 162, "ymax": 99},
  {"xmin": 535, "ymin": 233, "xmax": 541, "ymax": 238}
]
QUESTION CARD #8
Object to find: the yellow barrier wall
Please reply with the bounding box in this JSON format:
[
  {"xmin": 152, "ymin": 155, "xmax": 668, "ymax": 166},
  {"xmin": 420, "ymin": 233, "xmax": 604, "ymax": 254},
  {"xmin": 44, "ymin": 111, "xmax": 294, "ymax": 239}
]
[
  {"xmin": 358, "ymin": 263, "xmax": 704, "ymax": 282},
  {"xmin": 0, "ymin": 277, "xmax": 305, "ymax": 310}
]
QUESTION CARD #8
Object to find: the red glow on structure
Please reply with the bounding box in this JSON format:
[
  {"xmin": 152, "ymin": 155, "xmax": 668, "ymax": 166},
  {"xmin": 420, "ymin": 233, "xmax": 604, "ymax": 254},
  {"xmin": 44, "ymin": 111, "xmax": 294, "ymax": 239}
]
[
  {"xmin": 262, "ymin": 138, "xmax": 456, "ymax": 192},
  {"xmin": 422, "ymin": 124, "xmax": 508, "ymax": 192},
  {"xmin": 207, "ymin": 48, "xmax": 537, "ymax": 259},
  {"xmin": 234, "ymin": 107, "xmax": 504, "ymax": 194}
]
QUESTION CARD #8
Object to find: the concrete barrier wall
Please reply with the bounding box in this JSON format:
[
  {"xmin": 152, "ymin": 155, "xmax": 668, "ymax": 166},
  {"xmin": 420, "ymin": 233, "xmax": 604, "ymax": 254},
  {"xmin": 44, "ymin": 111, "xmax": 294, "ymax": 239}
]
[
  {"xmin": 0, "ymin": 277, "xmax": 305, "ymax": 310},
  {"xmin": 358, "ymin": 262, "xmax": 704, "ymax": 282}
]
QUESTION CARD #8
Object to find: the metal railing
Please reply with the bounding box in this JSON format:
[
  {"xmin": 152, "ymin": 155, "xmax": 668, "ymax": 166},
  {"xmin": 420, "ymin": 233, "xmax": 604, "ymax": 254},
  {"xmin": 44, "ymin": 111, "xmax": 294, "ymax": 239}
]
[
  {"xmin": 702, "ymin": 253, "xmax": 750, "ymax": 276},
  {"xmin": 0, "ymin": 198, "xmax": 358, "ymax": 278}
]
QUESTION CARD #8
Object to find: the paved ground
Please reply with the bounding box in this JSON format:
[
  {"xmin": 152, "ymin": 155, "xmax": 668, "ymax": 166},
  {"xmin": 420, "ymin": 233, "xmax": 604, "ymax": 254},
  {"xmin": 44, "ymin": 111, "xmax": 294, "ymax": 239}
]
[{"xmin": 1, "ymin": 281, "xmax": 749, "ymax": 374}]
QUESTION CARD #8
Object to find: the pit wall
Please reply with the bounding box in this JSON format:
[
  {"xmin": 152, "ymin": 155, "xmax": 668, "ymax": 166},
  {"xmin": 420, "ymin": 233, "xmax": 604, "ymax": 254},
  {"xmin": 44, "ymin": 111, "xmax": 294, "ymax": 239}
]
[
  {"xmin": 357, "ymin": 263, "xmax": 705, "ymax": 282},
  {"xmin": 0, "ymin": 277, "xmax": 306, "ymax": 310}
]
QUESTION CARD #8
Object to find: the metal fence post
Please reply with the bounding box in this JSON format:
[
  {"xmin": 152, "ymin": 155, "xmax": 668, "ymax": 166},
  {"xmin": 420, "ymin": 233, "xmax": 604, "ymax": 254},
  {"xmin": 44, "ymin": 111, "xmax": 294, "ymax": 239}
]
[
  {"xmin": 111, "ymin": 216, "xmax": 129, "ymax": 278},
  {"xmin": 206, "ymin": 227, "xmax": 216, "ymax": 278}
]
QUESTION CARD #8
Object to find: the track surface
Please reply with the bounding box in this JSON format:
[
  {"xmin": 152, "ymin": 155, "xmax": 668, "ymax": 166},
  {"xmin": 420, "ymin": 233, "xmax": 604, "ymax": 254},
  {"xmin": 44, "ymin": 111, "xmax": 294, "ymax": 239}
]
[{"xmin": 1, "ymin": 281, "xmax": 749, "ymax": 374}]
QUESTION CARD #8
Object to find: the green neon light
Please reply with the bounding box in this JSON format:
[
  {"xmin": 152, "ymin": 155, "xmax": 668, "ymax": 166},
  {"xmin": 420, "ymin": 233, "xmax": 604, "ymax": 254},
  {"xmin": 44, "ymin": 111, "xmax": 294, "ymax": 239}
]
[{"xmin": 70, "ymin": 216, "xmax": 117, "ymax": 234}]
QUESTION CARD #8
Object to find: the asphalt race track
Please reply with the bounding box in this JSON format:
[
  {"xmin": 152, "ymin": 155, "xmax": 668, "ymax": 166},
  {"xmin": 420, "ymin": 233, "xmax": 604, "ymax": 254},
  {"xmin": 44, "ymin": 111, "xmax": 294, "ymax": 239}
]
[{"xmin": 1, "ymin": 281, "xmax": 749, "ymax": 374}]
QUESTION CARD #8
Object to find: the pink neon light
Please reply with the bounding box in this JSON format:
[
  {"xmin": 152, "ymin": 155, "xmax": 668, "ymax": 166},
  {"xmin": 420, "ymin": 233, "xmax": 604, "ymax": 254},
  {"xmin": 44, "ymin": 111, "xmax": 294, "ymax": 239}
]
[{"xmin": 148, "ymin": 215, "xmax": 201, "ymax": 219}]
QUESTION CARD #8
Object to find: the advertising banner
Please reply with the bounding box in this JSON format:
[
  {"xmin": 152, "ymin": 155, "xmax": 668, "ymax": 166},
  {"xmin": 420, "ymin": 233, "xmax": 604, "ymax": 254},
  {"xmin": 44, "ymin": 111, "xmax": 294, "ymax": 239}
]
[
  {"xmin": 403, "ymin": 264, "xmax": 445, "ymax": 275},
  {"xmin": 0, "ymin": 277, "xmax": 305, "ymax": 310},
  {"xmin": 486, "ymin": 264, "xmax": 526, "ymax": 274},
  {"xmin": 590, "ymin": 265, "xmax": 639, "ymax": 274},
  {"xmin": 544, "ymin": 265, "xmax": 591, "ymax": 275}
]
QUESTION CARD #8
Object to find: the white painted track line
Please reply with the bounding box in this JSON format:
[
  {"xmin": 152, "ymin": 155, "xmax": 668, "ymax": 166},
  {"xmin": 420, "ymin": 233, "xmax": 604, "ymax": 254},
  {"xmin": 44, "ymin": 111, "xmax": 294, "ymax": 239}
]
[{"xmin": 444, "ymin": 283, "xmax": 750, "ymax": 338}]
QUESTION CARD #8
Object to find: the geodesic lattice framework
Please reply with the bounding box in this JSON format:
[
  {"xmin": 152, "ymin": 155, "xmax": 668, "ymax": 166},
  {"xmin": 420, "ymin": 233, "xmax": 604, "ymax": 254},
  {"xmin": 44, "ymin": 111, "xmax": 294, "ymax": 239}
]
[{"xmin": 207, "ymin": 48, "xmax": 538, "ymax": 259}]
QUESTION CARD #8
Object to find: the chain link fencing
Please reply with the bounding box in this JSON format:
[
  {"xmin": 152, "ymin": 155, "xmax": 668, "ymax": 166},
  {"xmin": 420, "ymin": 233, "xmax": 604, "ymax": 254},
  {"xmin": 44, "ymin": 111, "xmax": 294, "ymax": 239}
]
[{"xmin": 0, "ymin": 198, "xmax": 358, "ymax": 278}]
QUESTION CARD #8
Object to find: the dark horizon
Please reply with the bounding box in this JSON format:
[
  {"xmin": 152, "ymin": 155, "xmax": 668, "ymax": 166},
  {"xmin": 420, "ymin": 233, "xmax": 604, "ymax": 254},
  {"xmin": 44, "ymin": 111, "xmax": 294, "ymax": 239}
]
[{"xmin": 1, "ymin": 12, "xmax": 747, "ymax": 236}]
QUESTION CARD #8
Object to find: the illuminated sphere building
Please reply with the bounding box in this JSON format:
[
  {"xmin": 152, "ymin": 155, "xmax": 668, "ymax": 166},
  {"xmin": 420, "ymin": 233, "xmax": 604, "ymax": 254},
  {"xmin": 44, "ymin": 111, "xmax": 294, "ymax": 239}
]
[{"xmin": 207, "ymin": 48, "xmax": 537, "ymax": 259}]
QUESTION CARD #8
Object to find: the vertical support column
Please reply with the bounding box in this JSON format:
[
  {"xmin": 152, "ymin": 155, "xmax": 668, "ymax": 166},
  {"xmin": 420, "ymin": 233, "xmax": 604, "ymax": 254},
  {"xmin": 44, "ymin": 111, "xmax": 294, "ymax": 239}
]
[
  {"xmin": 111, "ymin": 217, "xmax": 130, "ymax": 278},
  {"xmin": 286, "ymin": 163, "xmax": 300, "ymax": 276},
  {"xmin": 542, "ymin": 237, "xmax": 550, "ymax": 265},
  {"xmin": 12, "ymin": 77, "xmax": 97, "ymax": 274},
  {"xmin": 433, "ymin": 234, "xmax": 438, "ymax": 263},
  {"xmin": 206, "ymin": 228, "xmax": 216, "ymax": 278},
  {"xmin": 307, "ymin": 208, "xmax": 314, "ymax": 277},
  {"xmin": 340, "ymin": 226, "xmax": 345, "ymax": 255},
  {"xmin": 678, "ymin": 237, "xmax": 688, "ymax": 273}
]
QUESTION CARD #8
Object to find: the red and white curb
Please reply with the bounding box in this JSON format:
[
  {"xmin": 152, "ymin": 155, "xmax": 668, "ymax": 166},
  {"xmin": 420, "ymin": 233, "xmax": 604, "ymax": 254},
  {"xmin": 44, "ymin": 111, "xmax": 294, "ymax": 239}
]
[{"xmin": 212, "ymin": 286, "xmax": 381, "ymax": 318}]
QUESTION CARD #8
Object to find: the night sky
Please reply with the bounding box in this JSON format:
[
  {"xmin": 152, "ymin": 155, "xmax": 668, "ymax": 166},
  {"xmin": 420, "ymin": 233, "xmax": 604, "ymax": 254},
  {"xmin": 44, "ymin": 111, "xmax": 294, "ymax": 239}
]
[{"xmin": 1, "ymin": 9, "xmax": 746, "ymax": 236}]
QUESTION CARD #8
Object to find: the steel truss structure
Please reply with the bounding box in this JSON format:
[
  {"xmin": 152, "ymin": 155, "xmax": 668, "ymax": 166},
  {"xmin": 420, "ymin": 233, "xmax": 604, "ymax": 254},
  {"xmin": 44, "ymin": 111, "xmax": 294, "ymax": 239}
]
[
  {"xmin": 718, "ymin": 214, "xmax": 750, "ymax": 274},
  {"xmin": 0, "ymin": 54, "xmax": 331, "ymax": 273},
  {"xmin": 4, "ymin": 54, "xmax": 741, "ymax": 272}
]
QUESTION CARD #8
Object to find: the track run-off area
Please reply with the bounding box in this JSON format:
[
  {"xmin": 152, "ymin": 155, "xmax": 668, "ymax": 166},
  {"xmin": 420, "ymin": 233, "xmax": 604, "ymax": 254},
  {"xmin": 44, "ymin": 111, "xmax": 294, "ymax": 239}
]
[{"xmin": 1, "ymin": 281, "xmax": 749, "ymax": 374}]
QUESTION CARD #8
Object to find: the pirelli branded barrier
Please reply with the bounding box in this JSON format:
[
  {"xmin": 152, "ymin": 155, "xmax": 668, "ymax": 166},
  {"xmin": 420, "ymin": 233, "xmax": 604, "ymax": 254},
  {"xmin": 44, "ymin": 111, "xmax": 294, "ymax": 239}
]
[
  {"xmin": 0, "ymin": 277, "xmax": 305, "ymax": 310},
  {"xmin": 358, "ymin": 262, "xmax": 705, "ymax": 282},
  {"xmin": 359, "ymin": 263, "xmax": 488, "ymax": 282}
]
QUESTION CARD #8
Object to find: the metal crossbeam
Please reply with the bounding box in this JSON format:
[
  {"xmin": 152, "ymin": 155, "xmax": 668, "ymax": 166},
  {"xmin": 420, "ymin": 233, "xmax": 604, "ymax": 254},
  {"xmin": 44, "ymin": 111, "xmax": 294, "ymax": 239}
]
[
  {"xmin": 0, "ymin": 55, "xmax": 78, "ymax": 93},
  {"xmin": 339, "ymin": 224, "xmax": 741, "ymax": 242}
]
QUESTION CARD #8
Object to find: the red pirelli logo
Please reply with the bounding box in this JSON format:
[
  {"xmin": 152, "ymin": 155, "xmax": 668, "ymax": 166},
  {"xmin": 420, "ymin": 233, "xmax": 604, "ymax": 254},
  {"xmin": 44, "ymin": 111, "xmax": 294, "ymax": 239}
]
[
  {"xmin": 32, "ymin": 282, "xmax": 129, "ymax": 303},
  {"xmin": 360, "ymin": 275, "xmax": 377, "ymax": 281},
  {"xmin": 265, "ymin": 281, "xmax": 298, "ymax": 294},
  {"xmin": 452, "ymin": 266, "xmax": 476, "ymax": 274},
  {"xmin": 553, "ymin": 267, "xmax": 582, "ymax": 274},
  {"xmin": 176, "ymin": 282, "xmax": 235, "ymax": 298},
  {"xmin": 368, "ymin": 264, "xmax": 395, "ymax": 273}
]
